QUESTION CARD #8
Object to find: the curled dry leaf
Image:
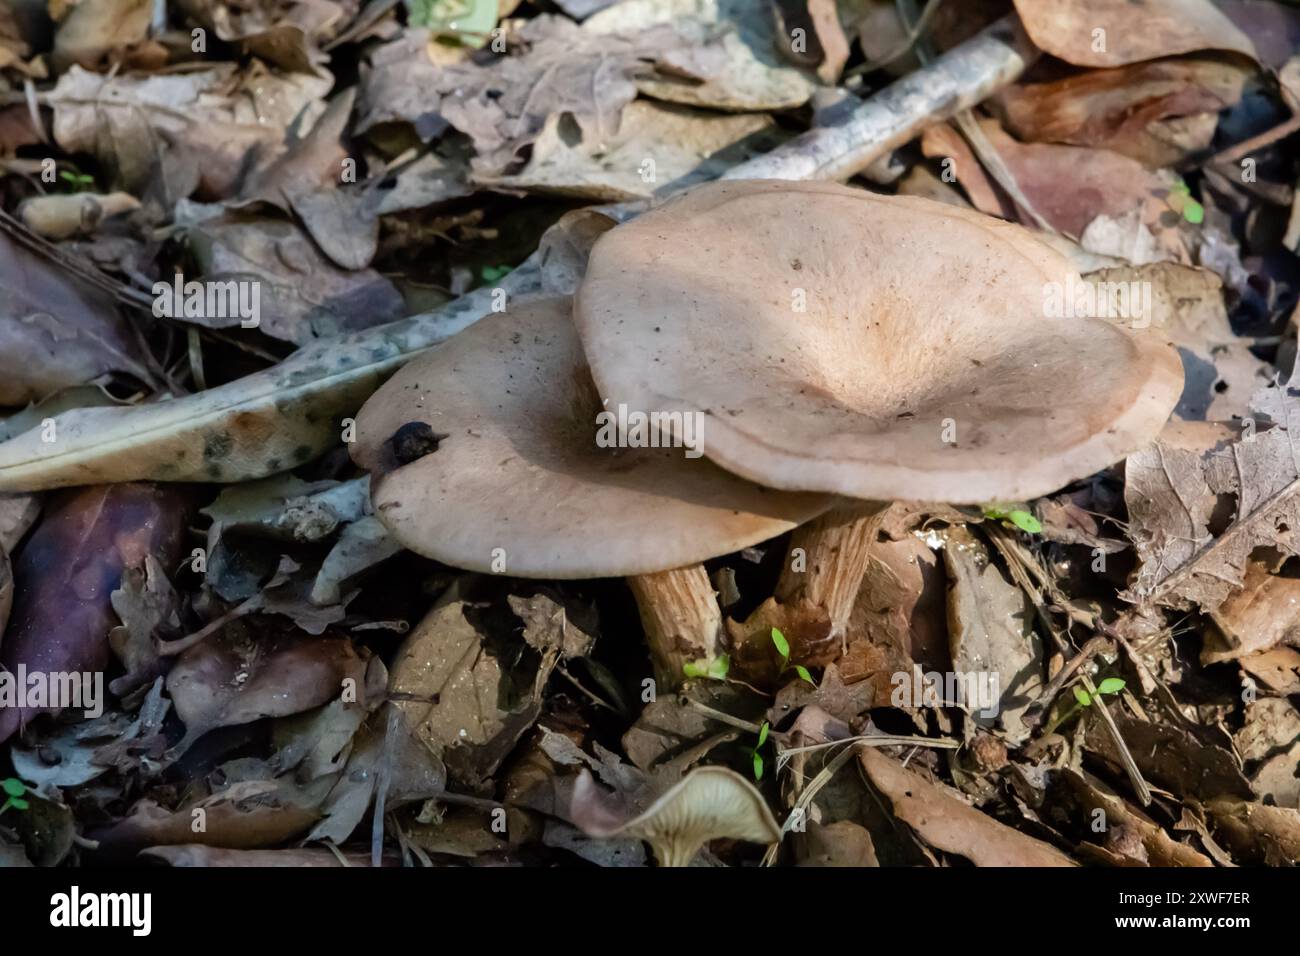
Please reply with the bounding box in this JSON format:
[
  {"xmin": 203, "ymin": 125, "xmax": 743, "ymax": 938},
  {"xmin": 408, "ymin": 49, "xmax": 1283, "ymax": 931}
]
[
  {"xmin": 1011, "ymin": 0, "xmax": 1256, "ymax": 68},
  {"xmin": 91, "ymin": 778, "xmax": 331, "ymax": 857},
  {"xmin": 1207, "ymin": 799, "xmax": 1300, "ymax": 864},
  {"xmin": 921, "ymin": 119, "xmax": 1193, "ymax": 260},
  {"xmin": 1054, "ymin": 769, "xmax": 1212, "ymax": 866},
  {"xmin": 997, "ymin": 57, "xmax": 1251, "ymax": 168},
  {"xmin": 583, "ymin": 0, "xmax": 817, "ymax": 111},
  {"xmin": 0, "ymin": 483, "xmax": 191, "ymax": 744},
  {"xmin": 182, "ymin": 211, "xmax": 405, "ymax": 344},
  {"xmin": 858, "ymin": 747, "xmax": 1076, "ymax": 866},
  {"xmin": 483, "ymin": 100, "xmax": 782, "ymax": 202},
  {"xmin": 0, "ymin": 232, "xmax": 154, "ymax": 406},
  {"xmin": 50, "ymin": 0, "xmax": 153, "ymax": 73},
  {"xmin": 166, "ymin": 625, "xmax": 377, "ymax": 756},
  {"xmin": 48, "ymin": 64, "xmax": 331, "ymax": 199}
]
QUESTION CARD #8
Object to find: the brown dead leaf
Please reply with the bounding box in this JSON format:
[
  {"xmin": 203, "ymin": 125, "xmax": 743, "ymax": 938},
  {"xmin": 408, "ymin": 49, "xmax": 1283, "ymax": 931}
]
[
  {"xmin": 51, "ymin": 0, "xmax": 153, "ymax": 72},
  {"xmin": 0, "ymin": 484, "xmax": 191, "ymax": 744},
  {"xmin": 0, "ymin": 232, "xmax": 154, "ymax": 405},
  {"xmin": 49, "ymin": 64, "xmax": 330, "ymax": 199},
  {"xmin": 945, "ymin": 526, "xmax": 1043, "ymax": 744},
  {"xmin": 166, "ymin": 624, "xmax": 376, "ymax": 755},
  {"xmin": 1203, "ymin": 557, "xmax": 1300, "ymax": 664},
  {"xmin": 93, "ymin": 778, "xmax": 330, "ymax": 856},
  {"xmin": 389, "ymin": 593, "xmax": 555, "ymax": 788},
  {"xmin": 1011, "ymin": 0, "xmax": 1256, "ymax": 68},
  {"xmin": 1054, "ymin": 769, "xmax": 1212, "ymax": 866},
  {"xmin": 858, "ymin": 747, "xmax": 1076, "ymax": 866},
  {"xmin": 921, "ymin": 119, "xmax": 1193, "ymax": 260},
  {"xmin": 583, "ymin": 0, "xmax": 817, "ymax": 110},
  {"xmin": 772, "ymin": 0, "xmax": 850, "ymax": 84},
  {"xmin": 1125, "ymin": 374, "xmax": 1300, "ymax": 612},
  {"xmin": 1085, "ymin": 712, "xmax": 1253, "ymax": 801},
  {"xmin": 1241, "ymin": 646, "xmax": 1300, "ymax": 695},
  {"xmin": 1207, "ymin": 798, "xmax": 1300, "ymax": 863},
  {"xmin": 183, "ymin": 212, "xmax": 405, "ymax": 344},
  {"xmin": 109, "ymin": 554, "xmax": 183, "ymax": 697},
  {"xmin": 998, "ymin": 57, "xmax": 1251, "ymax": 168},
  {"xmin": 484, "ymin": 100, "xmax": 781, "ymax": 202}
]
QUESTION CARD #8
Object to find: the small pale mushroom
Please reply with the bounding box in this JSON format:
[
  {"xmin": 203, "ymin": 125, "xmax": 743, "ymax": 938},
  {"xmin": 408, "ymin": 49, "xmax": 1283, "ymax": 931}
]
[
  {"xmin": 349, "ymin": 296, "xmax": 830, "ymax": 686},
  {"xmin": 574, "ymin": 179, "xmax": 1184, "ymax": 642},
  {"xmin": 571, "ymin": 766, "xmax": 781, "ymax": 867}
]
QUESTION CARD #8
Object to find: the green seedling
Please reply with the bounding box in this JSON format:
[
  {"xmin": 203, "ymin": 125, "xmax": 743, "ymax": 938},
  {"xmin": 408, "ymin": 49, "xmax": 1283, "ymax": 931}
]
[
  {"xmin": 1166, "ymin": 179, "xmax": 1204, "ymax": 225},
  {"xmin": 0, "ymin": 778, "xmax": 29, "ymax": 815},
  {"xmin": 771, "ymin": 628, "xmax": 815, "ymax": 687},
  {"xmin": 982, "ymin": 505, "xmax": 1042, "ymax": 534},
  {"xmin": 682, "ymin": 654, "xmax": 729, "ymax": 681},
  {"xmin": 59, "ymin": 170, "xmax": 95, "ymax": 192},
  {"xmin": 408, "ymin": 0, "xmax": 499, "ymax": 48},
  {"xmin": 1045, "ymin": 677, "xmax": 1127, "ymax": 734},
  {"xmin": 480, "ymin": 264, "xmax": 513, "ymax": 283},
  {"xmin": 752, "ymin": 721, "xmax": 770, "ymax": 780}
]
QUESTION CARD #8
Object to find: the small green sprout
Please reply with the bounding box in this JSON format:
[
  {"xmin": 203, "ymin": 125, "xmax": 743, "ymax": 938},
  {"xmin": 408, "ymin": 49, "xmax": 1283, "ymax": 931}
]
[
  {"xmin": 407, "ymin": 0, "xmax": 499, "ymax": 48},
  {"xmin": 1166, "ymin": 180, "xmax": 1204, "ymax": 225},
  {"xmin": 982, "ymin": 505, "xmax": 1042, "ymax": 534},
  {"xmin": 0, "ymin": 778, "xmax": 29, "ymax": 814},
  {"xmin": 771, "ymin": 628, "xmax": 816, "ymax": 687},
  {"xmin": 480, "ymin": 263, "xmax": 513, "ymax": 283},
  {"xmin": 58, "ymin": 170, "xmax": 95, "ymax": 192},
  {"xmin": 1046, "ymin": 678, "xmax": 1127, "ymax": 734},
  {"xmin": 682, "ymin": 654, "xmax": 729, "ymax": 681},
  {"xmin": 752, "ymin": 721, "xmax": 770, "ymax": 780}
]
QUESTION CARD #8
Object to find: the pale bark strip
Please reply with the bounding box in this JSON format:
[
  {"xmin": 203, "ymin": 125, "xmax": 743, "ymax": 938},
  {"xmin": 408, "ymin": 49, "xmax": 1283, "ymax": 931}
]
[{"xmin": 0, "ymin": 19, "xmax": 1034, "ymax": 492}]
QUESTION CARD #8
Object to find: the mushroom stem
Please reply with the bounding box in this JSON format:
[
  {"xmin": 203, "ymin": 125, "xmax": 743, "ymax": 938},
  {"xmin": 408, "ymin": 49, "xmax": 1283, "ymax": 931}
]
[
  {"xmin": 775, "ymin": 502, "xmax": 887, "ymax": 638},
  {"xmin": 627, "ymin": 565, "xmax": 724, "ymax": 688}
]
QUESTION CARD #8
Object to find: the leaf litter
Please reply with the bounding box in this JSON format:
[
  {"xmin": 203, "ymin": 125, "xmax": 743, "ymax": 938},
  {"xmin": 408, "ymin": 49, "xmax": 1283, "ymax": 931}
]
[{"xmin": 1, "ymin": 0, "xmax": 1300, "ymax": 871}]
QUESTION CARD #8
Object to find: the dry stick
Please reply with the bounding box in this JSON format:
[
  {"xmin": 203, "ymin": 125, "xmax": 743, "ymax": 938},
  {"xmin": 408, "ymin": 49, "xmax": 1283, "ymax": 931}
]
[{"xmin": 0, "ymin": 18, "xmax": 1035, "ymax": 492}]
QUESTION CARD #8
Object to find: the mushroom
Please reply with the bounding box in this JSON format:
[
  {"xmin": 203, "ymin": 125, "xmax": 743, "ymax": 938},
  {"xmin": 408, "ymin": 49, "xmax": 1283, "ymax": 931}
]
[
  {"xmin": 571, "ymin": 766, "xmax": 781, "ymax": 867},
  {"xmin": 349, "ymin": 296, "xmax": 830, "ymax": 686},
  {"xmin": 574, "ymin": 179, "xmax": 1183, "ymax": 642}
]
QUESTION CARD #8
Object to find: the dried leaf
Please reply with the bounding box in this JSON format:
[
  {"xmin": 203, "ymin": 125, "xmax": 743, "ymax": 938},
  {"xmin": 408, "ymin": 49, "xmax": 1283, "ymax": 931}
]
[
  {"xmin": 998, "ymin": 57, "xmax": 1251, "ymax": 168},
  {"xmin": 484, "ymin": 100, "xmax": 781, "ymax": 201},
  {"xmin": 0, "ymin": 232, "xmax": 154, "ymax": 405},
  {"xmin": 1125, "ymin": 376, "xmax": 1300, "ymax": 611},
  {"xmin": 1011, "ymin": 0, "xmax": 1256, "ymax": 68},
  {"xmin": 858, "ymin": 747, "xmax": 1076, "ymax": 866},
  {"xmin": 584, "ymin": 0, "xmax": 817, "ymax": 111},
  {"xmin": 0, "ymin": 484, "xmax": 191, "ymax": 743}
]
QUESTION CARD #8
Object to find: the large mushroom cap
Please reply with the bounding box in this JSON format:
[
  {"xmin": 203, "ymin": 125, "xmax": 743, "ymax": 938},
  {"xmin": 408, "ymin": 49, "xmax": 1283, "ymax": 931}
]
[
  {"xmin": 350, "ymin": 296, "xmax": 830, "ymax": 578},
  {"xmin": 573, "ymin": 179, "xmax": 1184, "ymax": 503}
]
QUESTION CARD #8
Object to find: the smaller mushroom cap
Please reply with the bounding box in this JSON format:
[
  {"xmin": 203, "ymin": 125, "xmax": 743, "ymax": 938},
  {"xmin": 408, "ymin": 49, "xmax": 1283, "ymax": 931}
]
[
  {"xmin": 350, "ymin": 297, "xmax": 830, "ymax": 578},
  {"xmin": 572, "ymin": 766, "xmax": 782, "ymax": 867},
  {"xmin": 574, "ymin": 179, "xmax": 1184, "ymax": 504}
]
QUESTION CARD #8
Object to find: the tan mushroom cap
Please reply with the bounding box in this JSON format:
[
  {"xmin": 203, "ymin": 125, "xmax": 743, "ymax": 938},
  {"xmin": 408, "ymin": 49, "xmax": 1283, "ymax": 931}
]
[
  {"xmin": 572, "ymin": 766, "xmax": 782, "ymax": 867},
  {"xmin": 574, "ymin": 179, "xmax": 1184, "ymax": 504},
  {"xmin": 350, "ymin": 296, "xmax": 830, "ymax": 578}
]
